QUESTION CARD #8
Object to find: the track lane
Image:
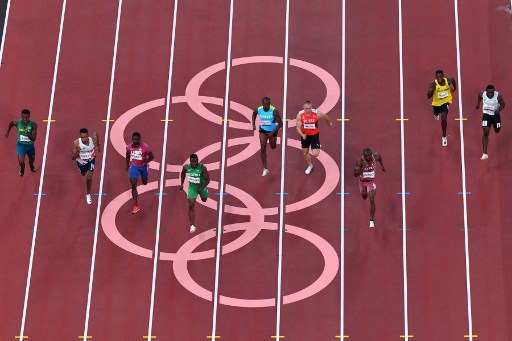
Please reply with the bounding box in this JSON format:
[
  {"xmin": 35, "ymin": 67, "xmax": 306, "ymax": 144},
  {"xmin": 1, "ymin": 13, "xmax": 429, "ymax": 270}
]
[
  {"xmin": 0, "ymin": 1, "xmax": 66, "ymax": 339},
  {"xmin": 342, "ymin": 0, "xmax": 405, "ymax": 339},
  {"xmin": 85, "ymin": 1, "xmax": 174, "ymax": 339},
  {"xmin": 18, "ymin": 1, "xmax": 119, "ymax": 339},
  {"xmin": 402, "ymin": 0, "xmax": 470, "ymax": 338},
  {"xmin": 458, "ymin": 0, "xmax": 512, "ymax": 338},
  {"xmin": 150, "ymin": 1, "xmax": 230, "ymax": 339}
]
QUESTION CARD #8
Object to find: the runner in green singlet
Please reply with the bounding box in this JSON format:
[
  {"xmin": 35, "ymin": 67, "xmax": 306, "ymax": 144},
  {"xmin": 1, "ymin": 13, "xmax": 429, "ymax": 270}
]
[
  {"xmin": 5, "ymin": 109, "xmax": 38, "ymax": 176},
  {"xmin": 180, "ymin": 153, "xmax": 210, "ymax": 233}
]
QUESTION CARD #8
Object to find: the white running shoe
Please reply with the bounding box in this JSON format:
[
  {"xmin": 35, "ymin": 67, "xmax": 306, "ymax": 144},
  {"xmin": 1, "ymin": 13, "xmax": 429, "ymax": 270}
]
[
  {"xmin": 442, "ymin": 137, "xmax": 448, "ymax": 146},
  {"xmin": 190, "ymin": 225, "xmax": 197, "ymax": 233},
  {"xmin": 369, "ymin": 220, "xmax": 375, "ymax": 228},
  {"xmin": 305, "ymin": 165, "xmax": 314, "ymax": 174},
  {"xmin": 86, "ymin": 194, "xmax": 92, "ymax": 205},
  {"xmin": 261, "ymin": 168, "xmax": 269, "ymax": 176},
  {"xmin": 480, "ymin": 153, "xmax": 488, "ymax": 160}
]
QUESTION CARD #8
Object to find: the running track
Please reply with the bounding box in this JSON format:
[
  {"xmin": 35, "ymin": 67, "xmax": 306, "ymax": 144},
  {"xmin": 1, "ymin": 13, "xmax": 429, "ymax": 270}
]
[{"xmin": 0, "ymin": 0, "xmax": 511, "ymax": 340}]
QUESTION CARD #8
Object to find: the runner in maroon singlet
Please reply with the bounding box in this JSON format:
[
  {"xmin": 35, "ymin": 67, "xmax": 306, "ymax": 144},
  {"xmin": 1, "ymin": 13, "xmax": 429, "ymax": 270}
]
[{"xmin": 354, "ymin": 148, "xmax": 385, "ymax": 228}]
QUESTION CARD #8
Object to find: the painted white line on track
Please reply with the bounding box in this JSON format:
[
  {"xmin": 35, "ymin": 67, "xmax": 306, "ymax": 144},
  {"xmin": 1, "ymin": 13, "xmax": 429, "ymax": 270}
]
[
  {"xmin": 453, "ymin": 0, "xmax": 474, "ymax": 339},
  {"xmin": 210, "ymin": 0, "xmax": 235, "ymax": 338},
  {"xmin": 339, "ymin": 0, "xmax": 346, "ymax": 338},
  {"xmin": 146, "ymin": 0, "xmax": 179, "ymax": 339},
  {"xmin": 397, "ymin": 0, "xmax": 410, "ymax": 340},
  {"xmin": 0, "ymin": 0, "xmax": 12, "ymax": 67},
  {"xmin": 82, "ymin": 0, "xmax": 123, "ymax": 338},
  {"xmin": 19, "ymin": 0, "xmax": 68, "ymax": 338},
  {"xmin": 275, "ymin": 0, "xmax": 291, "ymax": 338}
]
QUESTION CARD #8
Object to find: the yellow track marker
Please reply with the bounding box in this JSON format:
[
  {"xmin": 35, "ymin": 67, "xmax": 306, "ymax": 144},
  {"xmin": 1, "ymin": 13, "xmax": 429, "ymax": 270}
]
[
  {"xmin": 15, "ymin": 337, "xmax": 28, "ymax": 339},
  {"xmin": 206, "ymin": 336, "xmax": 220, "ymax": 339},
  {"xmin": 395, "ymin": 118, "xmax": 409, "ymax": 121},
  {"xmin": 160, "ymin": 119, "xmax": 174, "ymax": 122},
  {"xmin": 335, "ymin": 336, "xmax": 350, "ymax": 338},
  {"xmin": 102, "ymin": 119, "xmax": 115, "ymax": 122},
  {"xmin": 464, "ymin": 335, "xmax": 478, "ymax": 338},
  {"xmin": 78, "ymin": 336, "xmax": 92, "ymax": 339},
  {"xmin": 42, "ymin": 119, "xmax": 56, "ymax": 122},
  {"xmin": 271, "ymin": 336, "xmax": 284, "ymax": 339},
  {"xmin": 399, "ymin": 336, "xmax": 413, "ymax": 338},
  {"xmin": 337, "ymin": 118, "xmax": 350, "ymax": 121},
  {"xmin": 221, "ymin": 118, "xmax": 232, "ymax": 122},
  {"xmin": 455, "ymin": 118, "xmax": 468, "ymax": 120},
  {"xmin": 285, "ymin": 118, "xmax": 292, "ymax": 121},
  {"xmin": 143, "ymin": 336, "xmax": 156, "ymax": 339}
]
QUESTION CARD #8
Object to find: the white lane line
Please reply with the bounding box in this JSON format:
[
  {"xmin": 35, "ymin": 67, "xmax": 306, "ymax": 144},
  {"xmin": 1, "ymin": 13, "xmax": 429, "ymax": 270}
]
[
  {"xmin": 453, "ymin": 0, "xmax": 474, "ymax": 339},
  {"xmin": 0, "ymin": 0, "xmax": 12, "ymax": 67},
  {"xmin": 210, "ymin": 0, "xmax": 235, "ymax": 338},
  {"xmin": 275, "ymin": 0, "xmax": 291, "ymax": 338},
  {"xmin": 397, "ymin": 0, "xmax": 410, "ymax": 340},
  {"xmin": 146, "ymin": 0, "xmax": 179, "ymax": 338},
  {"xmin": 339, "ymin": 0, "xmax": 346, "ymax": 338},
  {"xmin": 19, "ymin": 0, "xmax": 68, "ymax": 338},
  {"xmin": 81, "ymin": 0, "xmax": 123, "ymax": 338}
]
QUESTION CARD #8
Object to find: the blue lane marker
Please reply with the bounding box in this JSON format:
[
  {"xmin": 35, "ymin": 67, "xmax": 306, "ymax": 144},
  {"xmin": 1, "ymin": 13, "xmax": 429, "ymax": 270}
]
[
  {"xmin": 276, "ymin": 192, "xmax": 289, "ymax": 195},
  {"xmin": 336, "ymin": 192, "xmax": 350, "ymax": 195},
  {"xmin": 458, "ymin": 192, "xmax": 471, "ymax": 195},
  {"xmin": 215, "ymin": 192, "xmax": 229, "ymax": 196},
  {"xmin": 154, "ymin": 192, "xmax": 168, "ymax": 196},
  {"xmin": 33, "ymin": 193, "xmax": 46, "ymax": 196},
  {"xmin": 397, "ymin": 192, "xmax": 410, "ymax": 195},
  {"xmin": 94, "ymin": 192, "xmax": 107, "ymax": 196}
]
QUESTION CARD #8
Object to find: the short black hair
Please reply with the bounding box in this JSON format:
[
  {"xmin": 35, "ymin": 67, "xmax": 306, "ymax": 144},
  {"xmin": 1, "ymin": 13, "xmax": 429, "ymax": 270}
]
[
  {"xmin": 132, "ymin": 131, "xmax": 141, "ymax": 138},
  {"xmin": 435, "ymin": 69, "xmax": 444, "ymax": 75},
  {"xmin": 262, "ymin": 97, "xmax": 271, "ymax": 103},
  {"xmin": 363, "ymin": 147, "xmax": 372, "ymax": 155},
  {"xmin": 80, "ymin": 128, "xmax": 88, "ymax": 135},
  {"xmin": 21, "ymin": 109, "xmax": 30, "ymax": 116},
  {"xmin": 486, "ymin": 84, "xmax": 495, "ymax": 90},
  {"xmin": 190, "ymin": 153, "xmax": 198, "ymax": 160},
  {"xmin": 304, "ymin": 100, "xmax": 312, "ymax": 105}
]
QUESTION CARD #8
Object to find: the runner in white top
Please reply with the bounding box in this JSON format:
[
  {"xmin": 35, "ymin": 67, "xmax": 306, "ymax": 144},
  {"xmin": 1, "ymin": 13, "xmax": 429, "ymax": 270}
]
[
  {"xmin": 72, "ymin": 128, "xmax": 100, "ymax": 204},
  {"xmin": 476, "ymin": 84, "xmax": 505, "ymax": 160}
]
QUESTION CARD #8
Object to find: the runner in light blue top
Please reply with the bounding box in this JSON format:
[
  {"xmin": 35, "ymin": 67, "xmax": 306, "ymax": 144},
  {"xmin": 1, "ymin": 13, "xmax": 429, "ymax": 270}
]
[{"xmin": 252, "ymin": 97, "xmax": 282, "ymax": 176}]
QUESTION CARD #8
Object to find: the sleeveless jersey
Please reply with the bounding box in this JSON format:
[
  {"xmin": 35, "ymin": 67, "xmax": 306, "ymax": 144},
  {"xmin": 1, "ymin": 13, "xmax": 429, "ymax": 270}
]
[
  {"xmin": 17, "ymin": 120, "xmax": 34, "ymax": 145},
  {"xmin": 126, "ymin": 142, "xmax": 151, "ymax": 167},
  {"xmin": 359, "ymin": 155, "xmax": 376, "ymax": 182},
  {"xmin": 299, "ymin": 109, "xmax": 319, "ymax": 135},
  {"xmin": 77, "ymin": 137, "xmax": 95, "ymax": 165},
  {"xmin": 187, "ymin": 163, "xmax": 204, "ymax": 188},
  {"xmin": 482, "ymin": 91, "xmax": 499, "ymax": 115},
  {"xmin": 258, "ymin": 105, "xmax": 277, "ymax": 132},
  {"xmin": 432, "ymin": 78, "xmax": 452, "ymax": 106}
]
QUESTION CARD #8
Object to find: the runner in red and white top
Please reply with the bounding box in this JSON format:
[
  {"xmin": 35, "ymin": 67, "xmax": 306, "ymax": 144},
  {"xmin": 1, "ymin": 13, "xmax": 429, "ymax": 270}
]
[
  {"xmin": 295, "ymin": 100, "xmax": 333, "ymax": 174},
  {"xmin": 72, "ymin": 128, "xmax": 100, "ymax": 204},
  {"xmin": 354, "ymin": 148, "xmax": 385, "ymax": 228},
  {"xmin": 125, "ymin": 132, "xmax": 154, "ymax": 214}
]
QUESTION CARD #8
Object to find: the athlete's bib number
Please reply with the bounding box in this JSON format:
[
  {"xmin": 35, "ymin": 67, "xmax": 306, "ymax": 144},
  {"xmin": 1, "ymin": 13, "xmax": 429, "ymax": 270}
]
[
  {"xmin": 483, "ymin": 104, "xmax": 495, "ymax": 114},
  {"xmin": 362, "ymin": 171, "xmax": 375, "ymax": 179},
  {"xmin": 303, "ymin": 123, "xmax": 316, "ymax": 130},
  {"xmin": 131, "ymin": 150, "xmax": 143, "ymax": 160},
  {"xmin": 437, "ymin": 91, "xmax": 448, "ymax": 99},
  {"xmin": 482, "ymin": 120, "xmax": 488, "ymax": 127},
  {"xmin": 80, "ymin": 151, "xmax": 94, "ymax": 160},
  {"xmin": 261, "ymin": 121, "xmax": 271, "ymax": 126},
  {"xmin": 19, "ymin": 135, "xmax": 31, "ymax": 143},
  {"xmin": 189, "ymin": 176, "xmax": 200, "ymax": 184}
]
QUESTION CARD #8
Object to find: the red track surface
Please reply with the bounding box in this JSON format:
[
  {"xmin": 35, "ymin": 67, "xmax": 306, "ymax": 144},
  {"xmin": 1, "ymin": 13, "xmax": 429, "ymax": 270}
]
[{"xmin": 1, "ymin": 0, "xmax": 511, "ymax": 340}]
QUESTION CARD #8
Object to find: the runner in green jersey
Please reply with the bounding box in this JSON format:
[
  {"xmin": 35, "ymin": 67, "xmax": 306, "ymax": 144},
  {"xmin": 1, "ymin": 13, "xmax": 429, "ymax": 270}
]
[
  {"xmin": 180, "ymin": 154, "xmax": 210, "ymax": 233},
  {"xmin": 5, "ymin": 109, "xmax": 38, "ymax": 176}
]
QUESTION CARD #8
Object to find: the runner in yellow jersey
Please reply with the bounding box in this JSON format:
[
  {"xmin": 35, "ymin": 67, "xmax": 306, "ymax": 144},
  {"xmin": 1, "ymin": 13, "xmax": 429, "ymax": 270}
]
[{"xmin": 427, "ymin": 70, "xmax": 457, "ymax": 146}]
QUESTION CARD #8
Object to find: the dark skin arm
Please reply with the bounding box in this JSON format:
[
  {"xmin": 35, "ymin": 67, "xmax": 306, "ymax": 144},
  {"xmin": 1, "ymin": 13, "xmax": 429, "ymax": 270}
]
[
  {"xmin": 5, "ymin": 120, "xmax": 17, "ymax": 138},
  {"xmin": 5, "ymin": 120, "xmax": 38, "ymax": 141},
  {"xmin": 427, "ymin": 77, "xmax": 457, "ymax": 98},
  {"xmin": 93, "ymin": 131, "xmax": 101, "ymax": 154},
  {"xmin": 142, "ymin": 150, "xmax": 154, "ymax": 167},
  {"xmin": 375, "ymin": 153, "xmax": 385, "ymax": 172},
  {"xmin": 125, "ymin": 151, "xmax": 131, "ymax": 171},
  {"xmin": 252, "ymin": 109, "xmax": 258, "ymax": 131},
  {"xmin": 72, "ymin": 140, "xmax": 80, "ymax": 160},
  {"xmin": 195, "ymin": 164, "xmax": 210, "ymax": 193},
  {"xmin": 475, "ymin": 92, "xmax": 483, "ymax": 109},
  {"xmin": 179, "ymin": 165, "xmax": 187, "ymax": 191}
]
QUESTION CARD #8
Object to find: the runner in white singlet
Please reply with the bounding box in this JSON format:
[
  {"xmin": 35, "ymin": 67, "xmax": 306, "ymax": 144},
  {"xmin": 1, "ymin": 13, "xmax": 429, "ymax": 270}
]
[
  {"xmin": 72, "ymin": 128, "xmax": 100, "ymax": 204},
  {"xmin": 475, "ymin": 84, "xmax": 505, "ymax": 160}
]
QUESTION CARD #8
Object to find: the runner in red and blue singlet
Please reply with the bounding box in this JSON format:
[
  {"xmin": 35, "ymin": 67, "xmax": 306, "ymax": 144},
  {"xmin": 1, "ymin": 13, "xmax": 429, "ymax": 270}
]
[
  {"xmin": 354, "ymin": 148, "xmax": 385, "ymax": 228},
  {"xmin": 125, "ymin": 132, "xmax": 154, "ymax": 214}
]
